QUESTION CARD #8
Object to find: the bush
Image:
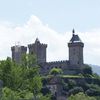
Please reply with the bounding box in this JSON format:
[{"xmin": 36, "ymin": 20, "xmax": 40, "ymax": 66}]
[
  {"xmin": 82, "ymin": 64, "xmax": 93, "ymax": 75},
  {"xmin": 41, "ymin": 87, "xmax": 50, "ymax": 95},
  {"xmin": 68, "ymin": 87, "xmax": 84, "ymax": 96},
  {"xmin": 86, "ymin": 88, "xmax": 100, "ymax": 96},
  {"xmin": 68, "ymin": 92, "xmax": 96, "ymax": 100},
  {"xmin": 68, "ymin": 79, "xmax": 76, "ymax": 89},
  {"xmin": 49, "ymin": 68, "xmax": 63, "ymax": 76}
]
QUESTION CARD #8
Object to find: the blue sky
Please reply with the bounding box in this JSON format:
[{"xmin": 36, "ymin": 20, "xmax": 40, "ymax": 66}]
[
  {"xmin": 0, "ymin": 0, "xmax": 100, "ymax": 65},
  {"xmin": 0, "ymin": 0, "xmax": 100, "ymax": 32}
]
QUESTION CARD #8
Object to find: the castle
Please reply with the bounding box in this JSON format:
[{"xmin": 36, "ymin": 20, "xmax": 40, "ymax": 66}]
[{"xmin": 11, "ymin": 29, "xmax": 84, "ymax": 75}]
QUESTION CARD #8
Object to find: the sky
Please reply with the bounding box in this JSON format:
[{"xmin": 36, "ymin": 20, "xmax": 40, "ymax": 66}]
[{"xmin": 0, "ymin": 0, "xmax": 100, "ymax": 65}]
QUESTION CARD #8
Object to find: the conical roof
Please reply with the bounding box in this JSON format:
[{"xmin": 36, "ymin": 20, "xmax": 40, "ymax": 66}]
[
  {"xmin": 35, "ymin": 38, "xmax": 40, "ymax": 43},
  {"xmin": 69, "ymin": 29, "xmax": 82, "ymax": 43}
]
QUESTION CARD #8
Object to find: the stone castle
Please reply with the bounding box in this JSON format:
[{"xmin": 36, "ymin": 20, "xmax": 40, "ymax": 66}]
[{"xmin": 11, "ymin": 29, "xmax": 84, "ymax": 75}]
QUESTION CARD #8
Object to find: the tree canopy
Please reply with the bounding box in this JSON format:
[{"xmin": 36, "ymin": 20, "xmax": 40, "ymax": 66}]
[
  {"xmin": 68, "ymin": 92, "xmax": 96, "ymax": 100},
  {"xmin": 49, "ymin": 68, "xmax": 63, "ymax": 76}
]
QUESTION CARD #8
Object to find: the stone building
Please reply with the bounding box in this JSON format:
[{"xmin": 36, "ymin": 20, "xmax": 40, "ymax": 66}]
[
  {"xmin": 11, "ymin": 45, "xmax": 27, "ymax": 64},
  {"xmin": 28, "ymin": 38, "xmax": 47, "ymax": 63},
  {"xmin": 11, "ymin": 29, "xmax": 84, "ymax": 75}
]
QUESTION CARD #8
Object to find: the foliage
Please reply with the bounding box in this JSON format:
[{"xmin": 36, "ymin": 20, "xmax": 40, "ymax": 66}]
[
  {"xmin": 93, "ymin": 73, "xmax": 100, "ymax": 79},
  {"xmin": 40, "ymin": 94, "xmax": 51, "ymax": 100},
  {"xmin": 41, "ymin": 87, "xmax": 51, "ymax": 95},
  {"xmin": 0, "ymin": 54, "xmax": 43, "ymax": 100},
  {"xmin": 82, "ymin": 64, "xmax": 93, "ymax": 76},
  {"xmin": 68, "ymin": 87, "xmax": 84, "ymax": 96},
  {"xmin": 68, "ymin": 79, "xmax": 76, "ymax": 89},
  {"xmin": 0, "ymin": 87, "xmax": 20, "ymax": 100},
  {"xmin": 86, "ymin": 88, "xmax": 100, "ymax": 96},
  {"xmin": 85, "ymin": 84, "xmax": 100, "ymax": 96},
  {"xmin": 21, "ymin": 53, "xmax": 37, "ymax": 68},
  {"xmin": 49, "ymin": 68, "xmax": 63, "ymax": 75},
  {"xmin": 95, "ymin": 96, "xmax": 100, "ymax": 100},
  {"xmin": 29, "ymin": 76, "xmax": 42, "ymax": 100},
  {"xmin": 68, "ymin": 92, "xmax": 96, "ymax": 100}
]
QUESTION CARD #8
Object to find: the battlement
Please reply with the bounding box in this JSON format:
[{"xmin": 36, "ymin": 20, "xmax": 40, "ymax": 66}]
[
  {"xmin": 47, "ymin": 60, "xmax": 69, "ymax": 65},
  {"xmin": 28, "ymin": 43, "xmax": 47, "ymax": 48},
  {"xmin": 11, "ymin": 29, "xmax": 84, "ymax": 75},
  {"xmin": 11, "ymin": 45, "xmax": 27, "ymax": 52}
]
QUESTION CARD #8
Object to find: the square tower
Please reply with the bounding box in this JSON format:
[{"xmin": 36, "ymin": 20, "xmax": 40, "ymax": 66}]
[
  {"xmin": 11, "ymin": 45, "xmax": 27, "ymax": 64},
  {"xmin": 68, "ymin": 29, "xmax": 84, "ymax": 66},
  {"xmin": 28, "ymin": 38, "xmax": 47, "ymax": 64}
]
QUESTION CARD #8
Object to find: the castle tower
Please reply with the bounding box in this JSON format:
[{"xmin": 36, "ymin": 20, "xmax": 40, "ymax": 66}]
[
  {"xmin": 11, "ymin": 45, "xmax": 27, "ymax": 64},
  {"xmin": 68, "ymin": 29, "xmax": 84, "ymax": 66},
  {"xmin": 28, "ymin": 38, "xmax": 47, "ymax": 64}
]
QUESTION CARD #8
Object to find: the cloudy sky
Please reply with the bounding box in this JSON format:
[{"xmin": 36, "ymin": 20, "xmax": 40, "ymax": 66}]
[{"xmin": 0, "ymin": 0, "xmax": 100, "ymax": 65}]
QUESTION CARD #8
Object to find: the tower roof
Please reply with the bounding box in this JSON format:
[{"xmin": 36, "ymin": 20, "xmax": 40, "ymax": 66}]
[
  {"xmin": 35, "ymin": 38, "xmax": 40, "ymax": 43},
  {"xmin": 69, "ymin": 29, "xmax": 82, "ymax": 43}
]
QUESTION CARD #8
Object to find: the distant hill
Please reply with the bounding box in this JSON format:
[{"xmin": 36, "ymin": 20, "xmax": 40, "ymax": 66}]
[{"xmin": 89, "ymin": 64, "xmax": 100, "ymax": 75}]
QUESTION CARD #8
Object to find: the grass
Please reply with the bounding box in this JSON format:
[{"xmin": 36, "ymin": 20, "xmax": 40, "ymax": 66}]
[{"xmin": 62, "ymin": 75, "xmax": 84, "ymax": 78}]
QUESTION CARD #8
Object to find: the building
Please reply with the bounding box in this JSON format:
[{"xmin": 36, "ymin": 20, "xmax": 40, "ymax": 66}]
[
  {"xmin": 28, "ymin": 38, "xmax": 47, "ymax": 63},
  {"xmin": 11, "ymin": 29, "xmax": 84, "ymax": 75},
  {"xmin": 11, "ymin": 45, "xmax": 27, "ymax": 64}
]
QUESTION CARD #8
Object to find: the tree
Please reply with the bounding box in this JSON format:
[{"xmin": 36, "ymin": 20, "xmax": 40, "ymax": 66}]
[
  {"xmin": 21, "ymin": 54, "xmax": 37, "ymax": 68},
  {"xmin": 0, "ymin": 87, "xmax": 20, "ymax": 100},
  {"xmin": 29, "ymin": 76, "xmax": 42, "ymax": 100},
  {"xmin": 68, "ymin": 87, "xmax": 84, "ymax": 96},
  {"xmin": 68, "ymin": 79, "xmax": 76, "ymax": 89},
  {"xmin": 49, "ymin": 68, "xmax": 63, "ymax": 76},
  {"xmin": 82, "ymin": 64, "xmax": 93, "ymax": 75},
  {"xmin": 41, "ymin": 87, "xmax": 51, "ymax": 96},
  {"xmin": 68, "ymin": 92, "xmax": 96, "ymax": 100},
  {"xmin": 0, "ymin": 54, "xmax": 43, "ymax": 100},
  {"xmin": 0, "ymin": 57, "xmax": 12, "ymax": 87}
]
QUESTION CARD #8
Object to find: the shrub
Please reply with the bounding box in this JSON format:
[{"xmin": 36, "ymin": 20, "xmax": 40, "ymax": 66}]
[
  {"xmin": 82, "ymin": 64, "xmax": 93, "ymax": 75},
  {"xmin": 68, "ymin": 87, "xmax": 84, "ymax": 96}
]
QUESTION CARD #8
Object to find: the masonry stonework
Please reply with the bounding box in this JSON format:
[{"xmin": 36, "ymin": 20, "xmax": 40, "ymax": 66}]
[
  {"xmin": 11, "ymin": 30, "xmax": 84, "ymax": 75},
  {"xmin": 11, "ymin": 45, "xmax": 27, "ymax": 64}
]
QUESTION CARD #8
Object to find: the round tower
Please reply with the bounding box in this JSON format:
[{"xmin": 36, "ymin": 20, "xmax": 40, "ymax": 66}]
[{"xmin": 68, "ymin": 29, "xmax": 84, "ymax": 66}]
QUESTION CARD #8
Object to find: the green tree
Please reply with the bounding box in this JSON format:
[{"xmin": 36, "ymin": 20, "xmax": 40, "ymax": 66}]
[
  {"xmin": 68, "ymin": 79, "xmax": 76, "ymax": 89},
  {"xmin": 0, "ymin": 57, "xmax": 12, "ymax": 87},
  {"xmin": 68, "ymin": 87, "xmax": 84, "ymax": 96},
  {"xmin": 68, "ymin": 92, "xmax": 96, "ymax": 100},
  {"xmin": 21, "ymin": 54, "xmax": 37, "ymax": 68},
  {"xmin": 0, "ymin": 87, "xmax": 20, "ymax": 100},
  {"xmin": 29, "ymin": 76, "xmax": 42, "ymax": 100},
  {"xmin": 82, "ymin": 64, "xmax": 93, "ymax": 75},
  {"xmin": 0, "ymin": 54, "xmax": 43, "ymax": 100},
  {"xmin": 49, "ymin": 68, "xmax": 63, "ymax": 76}
]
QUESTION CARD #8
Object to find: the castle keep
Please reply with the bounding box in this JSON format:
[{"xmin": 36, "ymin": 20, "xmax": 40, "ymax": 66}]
[{"xmin": 11, "ymin": 30, "xmax": 84, "ymax": 75}]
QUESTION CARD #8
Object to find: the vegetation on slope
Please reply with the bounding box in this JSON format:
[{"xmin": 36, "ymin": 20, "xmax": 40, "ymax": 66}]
[{"xmin": 0, "ymin": 55, "xmax": 100, "ymax": 100}]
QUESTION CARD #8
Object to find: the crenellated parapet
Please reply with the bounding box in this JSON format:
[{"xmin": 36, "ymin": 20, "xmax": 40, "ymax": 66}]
[
  {"xmin": 28, "ymin": 38, "xmax": 47, "ymax": 63},
  {"xmin": 47, "ymin": 60, "xmax": 69, "ymax": 65},
  {"xmin": 11, "ymin": 29, "xmax": 84, "ymax": 75}
]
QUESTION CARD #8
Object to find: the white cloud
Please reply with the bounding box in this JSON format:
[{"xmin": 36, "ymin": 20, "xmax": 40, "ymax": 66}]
[{"xmin": 0, "ymin": 15, "xmax": 100, "ymax": 65}]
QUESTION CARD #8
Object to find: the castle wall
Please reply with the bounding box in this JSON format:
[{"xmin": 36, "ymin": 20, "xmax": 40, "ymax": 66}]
[
  {"xmin": 39, "ymin": 60, "xmax": 83, "ymax": 75},
  {"xmin": 11, "ymin": 31, "xmax": 84, "ymax": 75}
]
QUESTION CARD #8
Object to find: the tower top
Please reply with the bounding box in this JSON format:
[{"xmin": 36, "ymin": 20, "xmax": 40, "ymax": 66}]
[
  {"xmin": 69, "ymin": 29, "xmax": 82, "ymax": 43},
  {"xmin": 72, "ymin": 29, "xmax": 75, "ymax": 34},
  {"xmin": 35, "ymin": 38, "xmax": 40, "ymax": 43}
]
